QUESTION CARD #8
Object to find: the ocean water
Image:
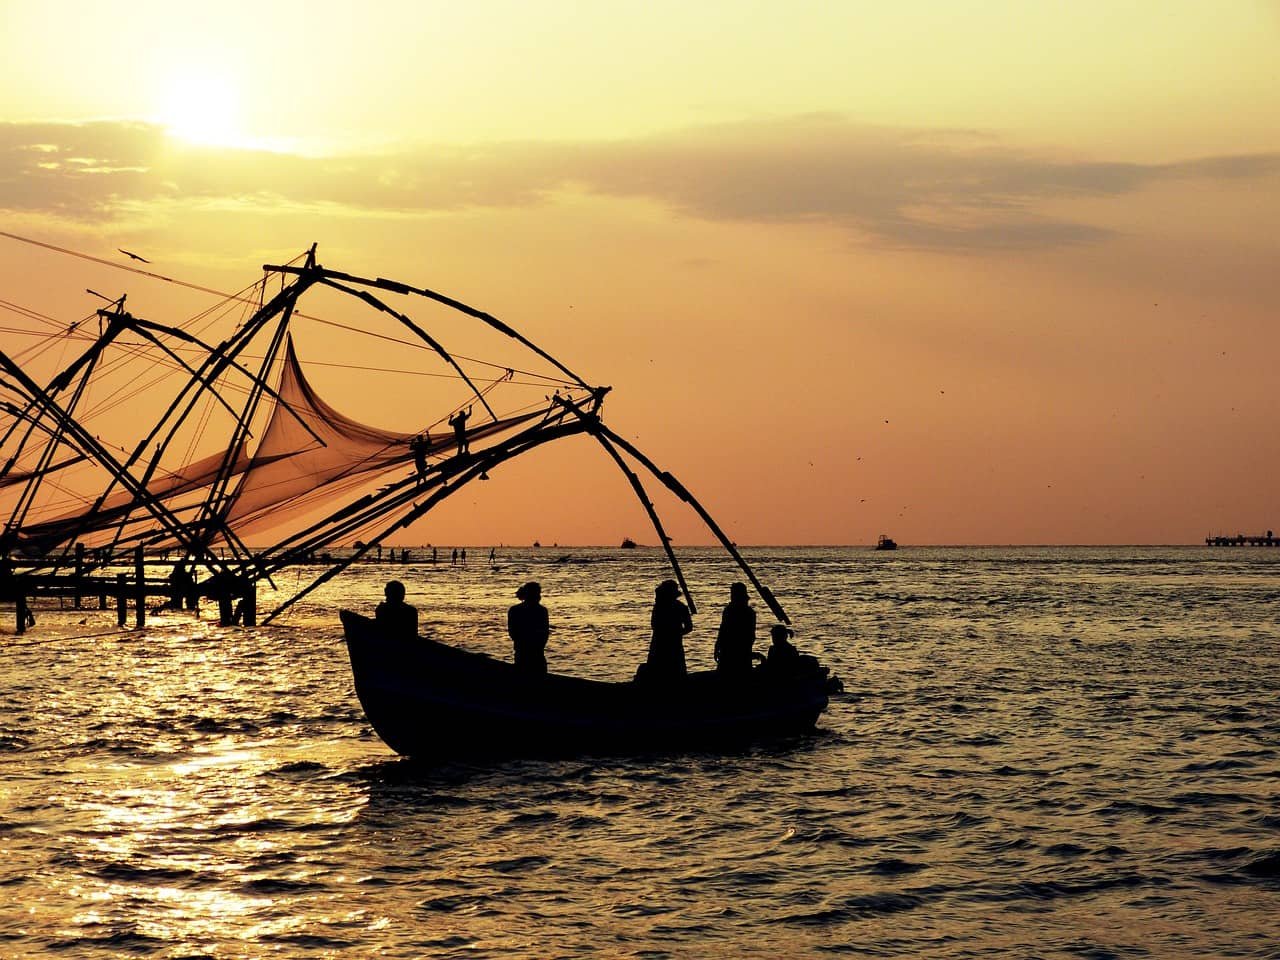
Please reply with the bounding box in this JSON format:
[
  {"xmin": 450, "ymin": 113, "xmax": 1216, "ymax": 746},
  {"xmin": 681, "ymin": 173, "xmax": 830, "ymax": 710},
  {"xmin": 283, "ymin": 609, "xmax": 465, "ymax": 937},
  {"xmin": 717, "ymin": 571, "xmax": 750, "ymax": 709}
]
[{"xmin": 1, "ymin": 546, "xmax": 1277, "ymax": 958}]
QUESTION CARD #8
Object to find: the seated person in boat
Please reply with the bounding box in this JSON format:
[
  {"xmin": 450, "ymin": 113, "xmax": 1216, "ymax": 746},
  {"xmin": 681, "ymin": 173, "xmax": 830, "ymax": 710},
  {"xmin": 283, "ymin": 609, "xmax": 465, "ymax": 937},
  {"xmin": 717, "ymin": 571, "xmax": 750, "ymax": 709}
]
[
  {"xmin": 375, "ymin": 580, "xmax": 418, "ymax": 638},
  {"xmin": 643, "ymin": 579, "xmax": 693, "ymax": 681},
  {"xmin": 508, "ymin": 581, "xmax": 549, "ymax": 674},
  {"xmin": 714, "ymin": 581, "xmax": 758, "ymax": 677},
  {"xmin": 762, "ymin": 623, "xmax": 800, "ymax": 673}
]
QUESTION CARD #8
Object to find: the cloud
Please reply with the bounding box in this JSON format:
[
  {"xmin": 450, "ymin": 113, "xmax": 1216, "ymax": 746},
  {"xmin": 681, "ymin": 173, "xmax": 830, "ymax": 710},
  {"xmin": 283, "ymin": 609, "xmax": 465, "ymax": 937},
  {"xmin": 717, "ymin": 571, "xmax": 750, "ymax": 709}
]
[{"xmin": 2, "ymin": 117, "xmax": 1277, "ymax": 252}]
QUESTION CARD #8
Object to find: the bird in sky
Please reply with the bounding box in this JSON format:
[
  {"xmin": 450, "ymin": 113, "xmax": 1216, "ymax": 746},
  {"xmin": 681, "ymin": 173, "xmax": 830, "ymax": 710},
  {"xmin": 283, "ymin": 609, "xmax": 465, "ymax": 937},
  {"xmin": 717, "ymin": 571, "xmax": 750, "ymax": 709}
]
[{"xmin": 118, "ymin": 248, "xmax": 150, "ymax": 263}]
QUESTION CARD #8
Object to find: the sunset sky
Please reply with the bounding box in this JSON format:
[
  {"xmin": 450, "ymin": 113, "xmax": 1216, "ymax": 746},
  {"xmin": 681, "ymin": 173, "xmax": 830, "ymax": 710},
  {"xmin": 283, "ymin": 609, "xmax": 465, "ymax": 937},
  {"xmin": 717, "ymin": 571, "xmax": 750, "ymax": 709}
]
[{"xmin": 2, "ymin": 1, "xmax": 1277, "ymax": 545}]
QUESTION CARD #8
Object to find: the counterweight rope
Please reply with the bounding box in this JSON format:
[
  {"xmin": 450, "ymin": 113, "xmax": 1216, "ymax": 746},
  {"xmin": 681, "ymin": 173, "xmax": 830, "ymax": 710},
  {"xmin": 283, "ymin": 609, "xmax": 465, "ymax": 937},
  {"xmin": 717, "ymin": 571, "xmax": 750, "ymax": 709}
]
[{"xmin": 0, "ymin": 229, "xmax": 575, "ymax": 386}]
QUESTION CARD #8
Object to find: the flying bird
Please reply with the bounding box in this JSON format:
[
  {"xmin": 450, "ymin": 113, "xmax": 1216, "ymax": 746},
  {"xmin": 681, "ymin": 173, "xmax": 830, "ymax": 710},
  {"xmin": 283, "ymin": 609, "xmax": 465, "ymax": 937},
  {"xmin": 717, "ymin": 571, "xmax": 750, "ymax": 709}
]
[{"xmin": 118, "ymin": 248, "xmax": 150, "ymax": 263}]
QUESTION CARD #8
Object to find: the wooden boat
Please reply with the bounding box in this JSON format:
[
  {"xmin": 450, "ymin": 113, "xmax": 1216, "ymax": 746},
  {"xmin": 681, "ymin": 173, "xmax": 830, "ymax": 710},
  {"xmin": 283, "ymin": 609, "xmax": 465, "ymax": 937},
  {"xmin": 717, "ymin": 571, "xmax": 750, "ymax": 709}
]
[
  {"xmin": 341, "ymin": 610, "xmax": 838, "ymax": 760},
  {"xmin": 875, "ymin": 534, "xmax": 898, "ymax": 550}
]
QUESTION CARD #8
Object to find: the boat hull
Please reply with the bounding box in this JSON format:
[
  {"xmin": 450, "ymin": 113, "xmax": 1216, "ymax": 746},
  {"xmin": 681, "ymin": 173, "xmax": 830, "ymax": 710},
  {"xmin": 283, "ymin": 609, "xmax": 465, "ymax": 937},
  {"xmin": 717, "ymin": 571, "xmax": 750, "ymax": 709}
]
[{"xmin": 340, "ymin": 610, "xmax": 834, "ymax": 760}]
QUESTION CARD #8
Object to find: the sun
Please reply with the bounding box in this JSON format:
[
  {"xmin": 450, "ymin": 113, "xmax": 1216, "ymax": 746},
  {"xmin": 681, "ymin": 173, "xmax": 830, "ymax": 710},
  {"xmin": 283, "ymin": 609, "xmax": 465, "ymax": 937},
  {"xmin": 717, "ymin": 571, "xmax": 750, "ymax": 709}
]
[{"xmin": 159, "ymin": 69, "xmax": 245, "ymax": 147}]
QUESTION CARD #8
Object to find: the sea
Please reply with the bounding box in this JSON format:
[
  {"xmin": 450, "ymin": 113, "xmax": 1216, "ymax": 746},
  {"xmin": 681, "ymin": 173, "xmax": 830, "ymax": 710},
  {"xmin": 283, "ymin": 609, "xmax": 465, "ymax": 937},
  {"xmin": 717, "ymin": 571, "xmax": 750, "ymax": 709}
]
[{"xmin": 1, "ymin": 546, "xmax": 1277, "ymax": 959}]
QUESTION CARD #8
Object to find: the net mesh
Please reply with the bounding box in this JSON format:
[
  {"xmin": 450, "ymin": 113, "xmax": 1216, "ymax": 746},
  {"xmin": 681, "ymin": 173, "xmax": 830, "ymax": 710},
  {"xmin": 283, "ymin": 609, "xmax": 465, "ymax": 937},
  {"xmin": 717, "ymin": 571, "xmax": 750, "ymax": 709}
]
[{"xmin": 11, "ymin": 336, "xmax": 544, "ymax": 553}]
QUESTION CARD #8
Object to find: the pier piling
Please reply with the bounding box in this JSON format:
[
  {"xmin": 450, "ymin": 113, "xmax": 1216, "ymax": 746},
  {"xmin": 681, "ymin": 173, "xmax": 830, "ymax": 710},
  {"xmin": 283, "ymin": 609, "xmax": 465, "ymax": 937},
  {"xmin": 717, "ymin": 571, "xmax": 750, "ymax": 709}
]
[{"xmin": 133, "ymin": 547, "xmax": 145, "ymax": 628}]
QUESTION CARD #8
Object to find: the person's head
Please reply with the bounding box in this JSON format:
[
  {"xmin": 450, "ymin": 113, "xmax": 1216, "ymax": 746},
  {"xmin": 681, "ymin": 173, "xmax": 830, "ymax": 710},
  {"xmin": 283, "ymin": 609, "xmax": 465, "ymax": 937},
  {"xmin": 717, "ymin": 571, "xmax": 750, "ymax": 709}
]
[
  {"xmin": 516, "ymin": 581, "xmax": 541, "ymax": 602},
  {"xmin": 770, "ymin": 624, "xmax": 793, "ymax": 644},
  {"xmin": 656, "ymin": 579, "xmax": 680, "ymax": 601},
  {"xmin": 384, "ymin": 580, "xmax": 406, "ymax": 602},
  {"xmin": 729, "ymin": 582, "xmax": 748, "ymax": 604}
]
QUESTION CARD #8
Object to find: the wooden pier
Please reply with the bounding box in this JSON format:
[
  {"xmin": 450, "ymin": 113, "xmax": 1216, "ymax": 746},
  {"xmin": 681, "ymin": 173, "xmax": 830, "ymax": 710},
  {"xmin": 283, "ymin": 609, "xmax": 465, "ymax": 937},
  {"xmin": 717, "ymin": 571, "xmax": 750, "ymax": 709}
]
[
  {"xmin": 3, "ymin": 545, "xmax": 257, "ymax": 635},
  {"xmin": 1205, "ymin": 531, "xmax": 1279, "ymax": 547}
]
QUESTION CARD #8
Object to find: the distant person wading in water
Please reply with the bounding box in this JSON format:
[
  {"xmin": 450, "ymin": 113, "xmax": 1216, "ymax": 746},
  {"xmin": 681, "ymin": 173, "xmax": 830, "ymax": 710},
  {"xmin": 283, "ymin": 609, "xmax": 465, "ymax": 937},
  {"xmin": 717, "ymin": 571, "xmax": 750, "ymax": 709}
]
[
  {"xmin": 645, "ymin": 579, "xmax": 693, "ymax": 680},
  {"xmin": 508, "ymin": 581, "xmax": 549, "ymax": 674}
]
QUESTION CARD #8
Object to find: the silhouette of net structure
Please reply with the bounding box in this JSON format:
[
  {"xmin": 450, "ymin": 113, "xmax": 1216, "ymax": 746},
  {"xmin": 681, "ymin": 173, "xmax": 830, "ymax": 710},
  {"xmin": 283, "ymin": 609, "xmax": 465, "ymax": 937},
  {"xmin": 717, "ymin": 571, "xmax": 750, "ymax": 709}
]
[
  {"xmin": 10, "ymin": 338, "xmax": 545, "ymax": 554},
  {"xmin": 1, "ymin": 245, "xmax": 789, "ymax": 624}
]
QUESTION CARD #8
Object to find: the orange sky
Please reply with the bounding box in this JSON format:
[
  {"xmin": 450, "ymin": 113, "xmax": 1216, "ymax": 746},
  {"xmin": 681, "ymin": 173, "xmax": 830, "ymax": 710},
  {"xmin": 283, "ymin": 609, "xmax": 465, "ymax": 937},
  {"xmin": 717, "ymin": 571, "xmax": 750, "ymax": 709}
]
[{"xmin": 2, "ymin": 1, "xmax": 1278, "ymax": 545}]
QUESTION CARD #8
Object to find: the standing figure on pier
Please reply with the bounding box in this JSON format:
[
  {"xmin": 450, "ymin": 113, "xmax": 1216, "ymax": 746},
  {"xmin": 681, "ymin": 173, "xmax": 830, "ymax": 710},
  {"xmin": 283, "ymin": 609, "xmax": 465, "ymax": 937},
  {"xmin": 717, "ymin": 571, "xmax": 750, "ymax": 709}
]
[{"xmin": 168, "ymin": 560, "xmax": 196, "ymax": 611}]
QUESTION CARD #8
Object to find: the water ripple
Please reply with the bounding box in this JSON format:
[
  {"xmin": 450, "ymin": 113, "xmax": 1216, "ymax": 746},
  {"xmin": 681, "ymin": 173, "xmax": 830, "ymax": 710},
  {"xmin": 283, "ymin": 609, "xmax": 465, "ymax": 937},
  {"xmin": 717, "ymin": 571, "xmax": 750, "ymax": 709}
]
[{"xmin": 2, "ymin": 546, "xmax": 1278, "ymax": 958}]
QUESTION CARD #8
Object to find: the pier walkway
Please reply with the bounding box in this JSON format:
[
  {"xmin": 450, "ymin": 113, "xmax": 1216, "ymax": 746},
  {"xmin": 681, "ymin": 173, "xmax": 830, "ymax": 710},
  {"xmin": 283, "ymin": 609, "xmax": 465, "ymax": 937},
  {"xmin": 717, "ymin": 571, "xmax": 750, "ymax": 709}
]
[
  {"xmin": 1205, "ymin": 531, "xmax": 1278, "ymax": 547},
  {"xmin": 2, "ymin": 546, "xmax": 256, "ymax": 635}
]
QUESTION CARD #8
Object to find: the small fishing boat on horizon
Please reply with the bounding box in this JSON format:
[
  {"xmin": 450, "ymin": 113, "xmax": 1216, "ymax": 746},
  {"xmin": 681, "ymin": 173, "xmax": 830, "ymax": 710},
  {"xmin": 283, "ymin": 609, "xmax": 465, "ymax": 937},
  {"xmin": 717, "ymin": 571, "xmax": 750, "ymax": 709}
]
[{"xmin": 875, "ymin": 534, "xmax": 898, "ymax": 551}]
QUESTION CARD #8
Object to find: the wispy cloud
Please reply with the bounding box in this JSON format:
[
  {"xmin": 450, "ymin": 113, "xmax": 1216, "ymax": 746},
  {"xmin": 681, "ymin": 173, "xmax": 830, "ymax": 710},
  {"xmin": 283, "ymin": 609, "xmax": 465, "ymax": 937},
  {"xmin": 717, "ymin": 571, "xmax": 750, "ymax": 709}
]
[{"xmin": 2, "ymin": 117, "xmax": 1277, "ymax": 252}]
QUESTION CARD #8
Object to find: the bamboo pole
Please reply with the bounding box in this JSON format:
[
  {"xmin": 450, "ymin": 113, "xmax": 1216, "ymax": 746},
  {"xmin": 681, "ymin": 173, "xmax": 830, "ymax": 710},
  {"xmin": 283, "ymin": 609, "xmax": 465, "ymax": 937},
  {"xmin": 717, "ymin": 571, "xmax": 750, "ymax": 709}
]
[
  {"xmin": 134, "ymin": 545, "xmax": 145, "ymax": 628},
  {"xmin": 554, "ymin": 397, "xmax": 790, "ymax": 625},
  {"xmin": 317, "ymin": 277, "xmax": 499, "ymax": 423},
  {"xmin": 0, "ymin": 352, "xmax": 228, "ymax": 571},
  {"xmin": 264, "ymin": 264, "xmax": 594, "ymax": 391},
  {"xmin": 74, "ymin": 542, "xmax": 84, "ymax": 610},
  {"xmin": 262, "ymin": 418, "xmax": 592, "ymax": 623},
  {"xmin": 68, "ymin": 282, "xmax": 315, "ymax": 575}
]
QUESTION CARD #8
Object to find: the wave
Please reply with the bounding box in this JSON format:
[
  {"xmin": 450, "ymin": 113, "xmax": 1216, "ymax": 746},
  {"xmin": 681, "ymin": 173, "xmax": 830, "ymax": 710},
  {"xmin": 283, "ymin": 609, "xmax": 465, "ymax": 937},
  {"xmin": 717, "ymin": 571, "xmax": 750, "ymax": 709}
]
[
  {"xmin": 770, "ymin": 892, "xmax": 925, "ymax": 926},
  {"xmin": 45, "ymin": 930, "xmax": 167, "ymax": 954}
]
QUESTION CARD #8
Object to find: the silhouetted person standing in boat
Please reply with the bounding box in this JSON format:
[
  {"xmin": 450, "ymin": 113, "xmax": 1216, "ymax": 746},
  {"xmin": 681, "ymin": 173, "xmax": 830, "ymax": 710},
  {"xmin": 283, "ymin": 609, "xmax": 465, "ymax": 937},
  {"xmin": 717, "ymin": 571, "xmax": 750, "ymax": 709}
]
[
  {"xmin": 508, "ymin": 581, "xmax": 549, "ymax": 674},
  {"xmin": 448, "ymin": 405, "xmax": 472, "ymax": 456},
  {"xmin": 646, "ymin": 579, "xmax": 693, "ymax": 680},
  {"xmin": 714, "ymin": 581, "xmax": 757, "ymax": 677},
  {"xmin": 375, "ymin": 580, "xmax": 418, "ymax": 639}
]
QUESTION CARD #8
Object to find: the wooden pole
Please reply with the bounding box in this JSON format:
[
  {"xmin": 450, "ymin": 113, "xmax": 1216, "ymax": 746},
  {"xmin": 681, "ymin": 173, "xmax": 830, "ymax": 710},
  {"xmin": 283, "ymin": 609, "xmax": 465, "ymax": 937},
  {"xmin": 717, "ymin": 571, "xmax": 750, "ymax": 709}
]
[
  {"xmin": 260, "ymin": 419, "xmax": 591, "ymax": 623},
  {"xmin": 116, "ymin": 574, "xmax": 127, "ymax": 627},
  {"xmin": 134, "ymin": 546, "xmax": 145, "ymax": 628},
  {"xmin": 0, "ymin": 352, "xmax": 223, "ymax": 569},
  {"xmin": 265, "ymin": 263, "xmax": 594, "ymax": 391},
  {"xmin": 242, "ymin": 582, "xmax": 256, "ymax": 627},
  {"xmin": 74, "ymin": 542, "xmax": 85, "ymax": 609},
  {"xmin": 317, "ymin": 277, "xmax": 499, "ymax": 422},
  {"xmin": 554, "ymin": 396, "xmax": 791, "ymax": 625},
  {"xmin": 586, "ymin": 429, "xmax": 697, "ymax": 615}
]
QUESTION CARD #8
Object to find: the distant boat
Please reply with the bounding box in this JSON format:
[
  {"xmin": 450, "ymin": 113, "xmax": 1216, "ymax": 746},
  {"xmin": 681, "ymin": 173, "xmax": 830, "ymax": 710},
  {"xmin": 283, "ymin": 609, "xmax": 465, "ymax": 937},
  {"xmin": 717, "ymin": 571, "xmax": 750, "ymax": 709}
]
[
  {"xmin": 875, "ymin": 534, "xmax": 898, "ymax": 551},
  {"xmin": 340, "ymin": 610, "xmax": 839, "ymax": 760},
  {"xmin": 620, "ymin": 537, "xmax": 637, "ymax": 549}
]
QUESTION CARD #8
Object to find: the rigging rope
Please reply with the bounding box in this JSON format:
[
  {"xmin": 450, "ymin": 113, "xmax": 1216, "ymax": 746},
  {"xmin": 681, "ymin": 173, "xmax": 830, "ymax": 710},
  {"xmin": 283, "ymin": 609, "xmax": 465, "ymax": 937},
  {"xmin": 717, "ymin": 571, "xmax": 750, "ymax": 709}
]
[{"xmin": 0, "ymin": 229, "xmax": 576, "ymax": 386}]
